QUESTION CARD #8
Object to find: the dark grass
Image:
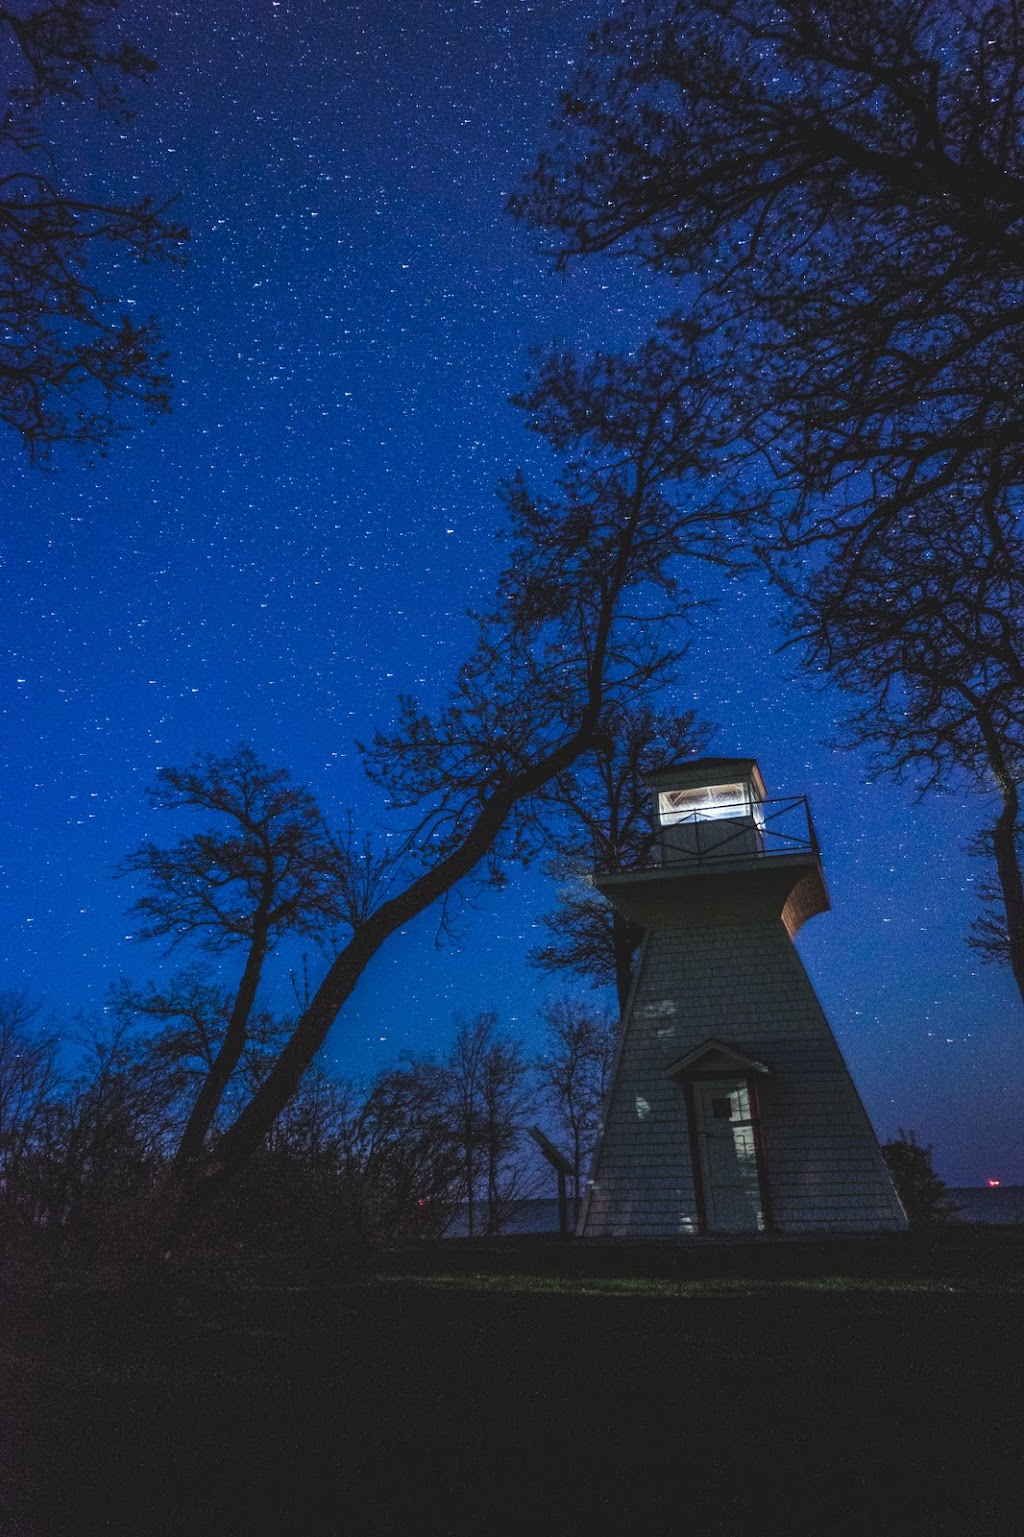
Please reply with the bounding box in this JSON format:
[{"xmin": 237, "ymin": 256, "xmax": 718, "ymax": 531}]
[{"xmin": 3, "ymin": 1228, "xmax": 1023, "ymax": 1535}]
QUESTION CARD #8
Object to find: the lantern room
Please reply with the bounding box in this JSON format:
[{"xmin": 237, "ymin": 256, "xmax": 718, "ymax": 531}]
[{"xmin": 649, "ymin": 757, "xmax": 767, "ymax": 862}]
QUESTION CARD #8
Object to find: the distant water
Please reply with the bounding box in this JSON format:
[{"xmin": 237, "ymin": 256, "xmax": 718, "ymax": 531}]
[
  {"xmin": 949, "ymin": 1187, "xmax": 1024, "ymax": 1225},
  {"xmin": 445, "ymin": 1189, "xmax": 1024, "ymax": 1236},
  {"xmin": 445, "ymin": 1198, "xmax": 568, "ymax": 1237}
]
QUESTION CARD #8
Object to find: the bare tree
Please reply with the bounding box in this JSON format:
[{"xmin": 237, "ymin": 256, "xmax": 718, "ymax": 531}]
[
  {"xmin": 107, "ymin": 967, "xmax": 229, "ymax": 1096},
  {"xmin": 1, "ymin": 0, "xmax": 187, "ymax": 459},
  {"xmin": 792, "ymin": 492, "xmax": 1024, "ymax": 1006},
  {"xmin": 107, "ymin": 965, "xmax": 292, "ymax": 1137},
  {"xmin": 514, "ymin": 0, "xmax": 1024, "ymax": 987},
  {"xmin": 159, "ymin": 339, "xmax": 736, "ymax": 1233},
  {"xmin": 444, "ymin": 1014, "xmax": 490, "ymax": 1239},
  {"xmin": 445, "ymin": 1013, "xmax": 534, "ymax": 1236},
  {"xmin": 119, "ymin": 746, "xmax": 345, "ymax": 1170},
  {"xmin": 477, "ymin": 1028, "xmax": 533, "ymax": 1236},
  {"xmin": 533, "ymin": 884, "xmax": 628, "ymax": 1004},
  {"xmin": 514, "ymin": 0, "xmax": 1024, "ymax": 558},
  {"xmin": 40, "ymin": 1013, "xmax": 184, "ymax": 1240},
  {"xmin": 532, "ymin": 703, "xmax": 712, "ymax": 1010},
  {"xmin": 0, "ymin": 992, "xmax": 61, "ymax": 1228},
  {"xmin": 535, "ymin": 999, "xmax": 616, "ymax": 1211},
  {"xmin": 348, "ymin": 1059, "xmax": 462, "ymax": 1240},
  {"xmin": 0, "ymin": 986, "xmax": 463, "ymax": 1251}
]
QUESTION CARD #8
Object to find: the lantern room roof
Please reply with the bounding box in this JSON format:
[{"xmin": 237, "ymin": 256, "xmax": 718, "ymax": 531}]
[{"xmin": 646, "ymin": 756, "xmax": 767, "ymax": 799}]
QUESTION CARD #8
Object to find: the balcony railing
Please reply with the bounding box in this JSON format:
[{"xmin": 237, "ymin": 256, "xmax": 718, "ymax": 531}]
[{"xmin": 594, "ymin": 796, "xmax": 820, "ymax": 875}]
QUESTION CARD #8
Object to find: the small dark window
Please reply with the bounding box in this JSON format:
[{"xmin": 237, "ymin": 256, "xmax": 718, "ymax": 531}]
[{"xmin": 711, "ymin": 1097, "xmax": 733, "ymax": 1119}]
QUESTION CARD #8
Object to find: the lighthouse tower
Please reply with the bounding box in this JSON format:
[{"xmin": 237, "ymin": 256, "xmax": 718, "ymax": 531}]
[{"xmin": 580, "ymin": 758, "xmax": 906, "ymax": 1237}]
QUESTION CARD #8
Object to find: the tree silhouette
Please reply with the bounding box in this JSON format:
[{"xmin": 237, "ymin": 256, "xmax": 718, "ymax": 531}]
[
  {"xmin": 1, "ymin": 0, "xmax": 187, "ymax": 459},
  {"xmin": 162, "ymin": 341, "xmax": 736, "ymax": 1232},
  {"xmin": 881, "ymin": 1130, "xmax": 959, "ymax": 1226},
  {"xmin": 793, "ymin": 494, "xmax": 1024, "ymax": 1009},
  {"xmin": 0, "ymin": 992, "xmax": 60, "ymax": 1226},
  {"xmin": 120, "ymin": 746, "xmax": 344, "ymax": 1170},
  {"xmin": 536, "ymin": 999, "xmax": 616, "ymax": 1209},
  {"xmin": 514, "ymin": 0, "xmax": 1024, "ymax": 556},
  {"xmin": 346, "ymin": 1059, "xmax": 462, "ymax": 1240},
  {"xmin": 445, "ymin": 1013, "xmax": 533, "ymax": 1237},
  {"xmin": 515, "ymin": 0, "xmax": 1024, "ymax": 987},
  {"xmin": 532, "ymin": 702, "xmax": 712, "ymax": 1011}
]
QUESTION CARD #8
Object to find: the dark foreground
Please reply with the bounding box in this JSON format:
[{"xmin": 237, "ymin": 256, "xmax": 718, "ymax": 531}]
[{"xmin": 3, "ymin": 1229, "xmax": 1023, "ymax": 1536}]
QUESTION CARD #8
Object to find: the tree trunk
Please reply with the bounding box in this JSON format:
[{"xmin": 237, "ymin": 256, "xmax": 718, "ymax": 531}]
[
  {"xmin": 978, "ymin": 710, "xmax": 1024, "ymax": 1011},
  {"xmin": 164, "ymin": 513, "xmax": 639, "ymax": 1234},
  {"xmin": 173, "ymin": 748, "xmax": 597, "ymax": 1226},
  {"xmin": 612, "ymin": 911, "xmax": 640, "ymax": 1015},
  {"xmin": 170, "ymin": 915, "xmax": 271, "ymax": 1174},
  {"xmin": 989, "ymin": 773, "xmax": 1024, "ymax": 1010},
  {"xmin": 486, "ymin": 1129, "xmax": 499, "ymax": 1235}
]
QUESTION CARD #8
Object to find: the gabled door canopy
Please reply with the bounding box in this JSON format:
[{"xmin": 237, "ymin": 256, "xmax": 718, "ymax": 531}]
[{"xmin": 663, "ymin": 1039, "xmax": 772, "ymax": 1079}]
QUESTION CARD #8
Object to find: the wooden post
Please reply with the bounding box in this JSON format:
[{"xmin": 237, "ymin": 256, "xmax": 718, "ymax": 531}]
[{"xmin": 528, "ymin": 1126, "xmax": 576, "ymax": 1240}]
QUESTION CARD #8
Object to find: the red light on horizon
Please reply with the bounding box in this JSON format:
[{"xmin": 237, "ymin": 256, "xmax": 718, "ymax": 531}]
[{"xmin": 986, "ymin": 1178, "xmax": 1001, "ymax": 1187}]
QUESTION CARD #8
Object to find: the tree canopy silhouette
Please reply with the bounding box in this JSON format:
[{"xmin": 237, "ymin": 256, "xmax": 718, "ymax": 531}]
[
  {"xmin": 515, "ymin": 0, "xmax": 1024, "ymax": 990},
  {"xmin": 531, "ymin": 702, "xmax": 712, "ymax": 1012},
  {"xmin": 120, "ymin": 747, "xmax": 346, "ymax": 1170},
  {"xmin": 793, "ymin": 496, "xmax": 1024, "ymax": 1009},
  {"xmin": 1, "ymin": 0, "xmax": 186, "ymax": 459},
  {"xmin": 514, "ymin": 0, "xmax": 1024, "ymax": 557},
  {"xmin": 123, "ymin": 341, "xmax": 737, "ymax": 1234}
]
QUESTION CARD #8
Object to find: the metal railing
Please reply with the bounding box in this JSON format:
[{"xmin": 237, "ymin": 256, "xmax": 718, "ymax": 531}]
[{"xmin": 593, "ymin": 796, "xmax": 820, "ymax": 875}]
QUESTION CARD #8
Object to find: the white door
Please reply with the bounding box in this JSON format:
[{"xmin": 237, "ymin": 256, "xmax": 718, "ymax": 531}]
[{"xmin": 692, "ymin": 1078, "xmax": 765, "ymax": 1233}]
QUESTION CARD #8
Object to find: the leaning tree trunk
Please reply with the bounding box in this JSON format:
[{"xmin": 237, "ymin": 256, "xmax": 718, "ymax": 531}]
[
  {"xmin": 988, "ymin": 773, "xmax": 1024, "ymax": 1010},
  {"xmin": 167, "ymin": 719, "xmax": 611, "ymax": 1237},
  {"xmin": 162, "ymin": 494, "xmax": 644, "ymax": 1238},
  {"xmin": 170, "ymin": 910, "xmax": 272, "ymax": 1174},
  {"xmin": 611, "ymin": 910, "xmax": 642, "ymax": 1015},
  {"xmin": 979, "ymin": 713, "xmax": 1024, "ymax": 1012},
  {"xmin": 465, "ymin": 1141, "xmax": 476, "ymax": 1240}
]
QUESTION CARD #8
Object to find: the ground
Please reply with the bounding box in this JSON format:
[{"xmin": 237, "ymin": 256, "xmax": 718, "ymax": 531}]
[{"xmin": 2, "ymin": 1229, "xmax": 1022, "ymax": 1535}]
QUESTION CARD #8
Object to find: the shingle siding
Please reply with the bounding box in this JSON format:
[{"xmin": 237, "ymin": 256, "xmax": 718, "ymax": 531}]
[{"xmin": 581, "ymin": 911, "xmax": 907, "ymax": 1237}]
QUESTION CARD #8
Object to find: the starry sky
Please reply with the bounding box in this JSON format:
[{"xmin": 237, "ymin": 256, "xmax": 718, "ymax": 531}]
[{"xmin": 3, "ymin": 0, "xmax": 1021, "ymax": 1185}]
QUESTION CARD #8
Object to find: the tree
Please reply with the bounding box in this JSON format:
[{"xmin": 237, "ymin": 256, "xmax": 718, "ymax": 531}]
[
  {"xmin": 514, "ymin": 0, "xmax": 1024, "ymax": 983},
  {"xmin": 119, "ymin": 746, "xmax": 345, "ymax": 1171},
  {"xmin": 106, "ymin": 965, "xmax": 293, "ymax": 1137},
  {"xmin": 441, "ymin": 1015, "xmax": 488, "ymax": 1239},
  {"xmin": 347, "ymin": 1059, "xmax": 462, "ymax": 1241},
  {"xmin": 0, "ymin": 992, "xmax": 61, "ymax": 1232},
  {"xmin": 156, "ymin": 340, "xmax": 736, "ymax": 1234},
  {"xmin": 531, "ymin": 702, "xmax": 712, "ymax": 1010},
  {"xmin": 476, "ymin": 1026, "xmax": 533, "ymax": 1235},
  {"xmin": 535, "ymin": 999, "xmax": 616, "ymax": 1209},
  {"xmin": 515, "ymin": 0, "xmax": 1024, "ymax": 549},
  {"xmin": 0, "ymin": 983, "xmax": 467, "ymax": 1253},
  {"xmin": 792, "ymin": 494, "xmax": 1024, "ymax": 1009},
  {"xmin": 881, "ymin": 1129, "xmax": 960, "ymax": 1225},
  {"xmin": 444, "ymin": 1013, "xmax": 534, "ymax": 1237},
  {"xmin": 1, "ymin": 0, "xmax": 187, "ymax": 459},
  {"xmin": 39, "ymin": 1013, "xmax": 185, "ymax": 1245}
]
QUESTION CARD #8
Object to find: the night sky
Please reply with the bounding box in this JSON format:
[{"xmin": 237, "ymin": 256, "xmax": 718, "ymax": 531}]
[{"xmin": 3, "ymin": 0, "xmax": 1021, "ymax": 1185}]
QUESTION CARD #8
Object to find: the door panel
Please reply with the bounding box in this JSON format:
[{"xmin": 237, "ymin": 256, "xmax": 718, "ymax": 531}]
[{"xmin": 692, "ymin": 1078, "xmax": 765, "ymax": 1233}]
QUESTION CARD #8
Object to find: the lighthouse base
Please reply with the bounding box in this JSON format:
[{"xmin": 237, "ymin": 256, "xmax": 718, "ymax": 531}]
[{"xmin": 580, "ymin": 916, "xmax": 907, "ymax": 1239}]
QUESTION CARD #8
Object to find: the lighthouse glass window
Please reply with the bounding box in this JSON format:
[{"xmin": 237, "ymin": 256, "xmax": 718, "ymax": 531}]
[{"xmin": 658, "ymin": 783, "xmax": 749, "ymax": 824}]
